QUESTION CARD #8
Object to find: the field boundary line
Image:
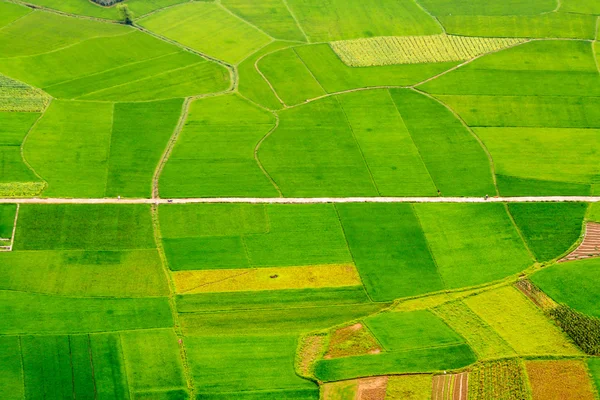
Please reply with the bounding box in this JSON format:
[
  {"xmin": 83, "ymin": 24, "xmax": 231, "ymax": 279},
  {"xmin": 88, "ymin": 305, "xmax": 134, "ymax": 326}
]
[
  {"xmin": 334, "ymin": 97, "xmax": 381, "ymax": 196},
  {"xmin": 86, "ymin": 334, "xmax": 99, "ymax": 399},
  {"xmin": 150, "ymin": 204, "xmax": 195, "ymax": 398},
  {"xmin": 132, "ymin": 0, "xmax": 193, "ymax": 22},
  {"xmin": 293, "ymin": 47, "xmax": 328, "ymax": 96},
  {"xmin": 177, "ymin": 269, "xmax": 254, "ymax": 294},
  {"xmin": 20, "ymin": 100, "xmax": 50, "ymax": 188},
  {"xmin": 254, "ymin": 53, "xmax": 288, "ymax": 107},
  {"xmin": 135, "ymin": 25, "xmax": 237, "ymax": 89},
  {"xmin": 413, "ymin": 88, "xmax": 500, "ymax": 196},
  {"xmin": 8, "ymin": 204, "xmax": 20, "ymax": 251},
  {"xmin": 43, "ymin": 50, "xmax": 181, "ymax": 90},
  {"xmin": 216, "ymin": 2, "xmax": 277, "ymax": 43},
  {"xmin": 0, "ymin": 30, "xmax": 135, "ymax": 61},
  {"xmin": 8, "ymin": 0, "xmax": 120, "ymax": 23},
  {"xmin": 281, "ymin": 0, "xmax": 310, "ymax": 43},
  {"xmin": 410, "ymin": 203, "xmax": 448, "ymax": 290},
  {"xmin": 17, "ymin": 336, "xmax": 26, "ymax": 398},
  {"xmin": 153, "ymin": 97, "xmax": 191, "ymax": 199},
  {"xmin": 73, "ymin": 60, "xmax": 209, "ymax": 100},
  {"xmin": 593, "ymin": 17, "xmax": 600, "ymax": 75},
  {"xmin": 0, "ymin": 5, "xmax": 34, "ymax": 32},
  {"xmin": 3, "ymin": 196, "xmax": 600, "ymax": 204},
  {"xmin": 252, "ymin": 109, "xmax": 284, "ymax": 197},
  {"xmin": 103, "ymin": 103, "xmax": 115, "ymax": 197},
  {"xmin": 503, "ymin": 203, "xmax": 537, "ymax": 261},
  {"xmin": 387, "ymin": 89, "xmax": 439, "ymax": 195},
  {"xmin": 412, "ymin": 39, "xmax": 532, "ymax": 88},
  {"xmin": 413, "ymin": 0, "xmax": 447, "ymax": 34}
]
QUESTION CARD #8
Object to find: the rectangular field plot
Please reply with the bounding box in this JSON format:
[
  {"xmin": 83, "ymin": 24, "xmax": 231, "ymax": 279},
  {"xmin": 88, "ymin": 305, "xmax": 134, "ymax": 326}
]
[
  {"xmin": 138, "ymin": 2, "xmax": 271, "ymax": 64},
  {"xmin": 173, "ymin": 264, "xmax": 361, "ymax": 294},
  {"xmin": 476, "ymin": 128, "xmax": 600, "ymax": 196},
  {"xmin": 286, "ymin": 0, "xmax": 441, "ymax": 41},
  {"xmin": 176, "ymin": 286, "xmax": 371, "ymax": 312},
  {"xmin": 159, "ymin": 94, "xmax": 280, "ymax": 198},
  {"xmin": 160, "ymin": 204, "xmax": 352, "ymax": 270},
  {"xmin": 420, "ymin": 41, "xmax": 600, "ymax": 97},
  {"xmin": 468, "ymin": 360, "xmax": 529, "ymax": 400},
  {"xmin": 0, "ymin": 113, "xmax": 43, "ymax": 189},
  {"xmin": 0, "ymin": 249, "xmax": 169, "ymax": 297},
  {"xmin": 436, "ymin": 95, "xmax": 600, "ymax": 129},
  {"xmin": 0, "ymin": 203, "xmax": 17, "ymax": 240},
  {"xmin": 14, "ymin": 204, "xmax": 155, "ymax": 251},
  {"xmin": 187, "ymin": 335, "xmax": 319, "ymax": 397},
  {"xmin": 464, "ymin": 286, "xmax": 581, "ymax": 356},
  {"xmin": 418, "ymin": 0, "xmax": 555, "ymax": 16},
  {"xmin": 414, "ymin": 204, "xmax": 533, "ymax": 288},
  {"xmin": 526, "ymin": 360, "xmax": 596, "ymax": 400},
  {"xmin": 390, "ymin": 89, "xmax": 495, "ymax": 196},
  {"xmin": 336, "ymin": 203, "xmax": 442, "ymax": 301},
  {"xmin": 439, "ymin": 13, "xmax": 597, "ymax": 39},
  {"xmin": 4, "ymin": 330, "xmax": 186, "ymax": 399},
  {"xmin": 0, "ymin": 291, "xmax": 172, "ymax": 334},
  {"xmin": 0, "ymin": 336, "xmax": 23, "ymax": 400}
]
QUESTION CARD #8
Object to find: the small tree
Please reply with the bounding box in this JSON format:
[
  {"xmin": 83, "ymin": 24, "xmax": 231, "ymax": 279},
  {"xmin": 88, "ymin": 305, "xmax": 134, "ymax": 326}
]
[{"xmin": 117, "ymin": 4, "xmax": 134, "ymax": 25}]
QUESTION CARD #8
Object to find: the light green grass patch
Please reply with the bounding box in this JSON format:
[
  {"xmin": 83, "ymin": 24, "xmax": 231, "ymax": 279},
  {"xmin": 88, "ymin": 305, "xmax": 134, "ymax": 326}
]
[
  {"xmin": 590, "ymin": 204, "xmax": 600, "ymax": 222},
  {"xmin": 476, "ymin": 128, "xmax": 600, "ymax": 193},
  {"xmin": 415, "ymin": 204, "xmax": 533, "ymax": 288},
  {"xmin": 0, "ymin": 249, "xmax": 169, "ymax": 297},
  {"xmin": 464, "ymin": 286, "xmax": 581, "ymax": 356},
  {"xmin": 259, "ymin": 97, "xmax": 379, "ymax": 197},
  {"xmin": 14, "ymin": 204, "xmax": 155, "ymax": 251},
  {"xmin": 258, "ymin": 47, "xmax": 325, "ymax": 106},
  {"xmin": 508, "ymin": 203, "xmax": 587, "ymax": 262},
  {"xmin": 286, "ymin": 0, "xmax": 441, "ymax": 42},
  {"xmin": 439, "ymin": 14, "xmax": 597, "ymax": 39},
  {"xmin": 120, "ymin": 329, "xmax": 186, "ymax": 395},
  {"xmin": 390, "ymin": 89, "xmax": 495, "ymax": 196},
  {"xmin": 138, "ymin": 2, "xmax": 271, "ymax": 64},
  {"xmin": 589, "ymin": 358, "xmax": 600, "ymax": 395},
  {"xmin": 160, "ymin": 204, "xmax": 352, "ymax": 270},
  {"xmin": 106, "ymin": 99, "xmax": 183, "ymax": 198},
  {"xmin": 560, "ymin": 0, "xmax": 600, "ymax": 14},
  {"xmin": 222, "ymin": 0, "xmax": 306, "ymax": 41},
  {"xmin": 337, "ymin": 203, "xmax": 443, "ymax": 301},
  {"xmin": 531, "ymin": 258, "xmax": 600, "ymax": 318},
  {"xmin": 420, "ymin": 41, "xmax": 600, "ymax": 97},
  {"xmin": 335, "ymin": 90, "xmax": 437, "ymax": 196},
  {"xmin": 0, "ymin": 10, "xmax": 128, "ymax": 57},
  {"xmin": 160, "ymin": 94, "xmax": 279, "ymax": 198},
  {"xmin": 433, "ymin": 301, "xmax": 516, "ymax": 359},
  {"xmin": 0, "ymin": 1, "xmax": 31, "ymax": 28},
  {"xmin": 365, "ymin": 310, "xmax": 466, "ymax": 352},
  {"xmin": 435, "ymin": 95, "xmax": 600, "ymax": 128},
  {"xmin": 295, "ymin": 43, "xmax": 458, "ymax": 93},
  {"xmin": 0, "ymin": 290, "xmax": 172, "ymax": 334},
  {"xmin": 418, "ymin": 0, "xmax": 555, "ymax": 16},
  {"xmin": 186, "ymin": 335, "xmax": 319, "ymax": 395}
]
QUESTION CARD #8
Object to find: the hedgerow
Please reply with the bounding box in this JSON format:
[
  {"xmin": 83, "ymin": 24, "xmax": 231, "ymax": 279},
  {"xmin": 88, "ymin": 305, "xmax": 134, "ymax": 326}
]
[{"xmin": 549, "ymin": 305, "xmax": 600, "ymax": 355}]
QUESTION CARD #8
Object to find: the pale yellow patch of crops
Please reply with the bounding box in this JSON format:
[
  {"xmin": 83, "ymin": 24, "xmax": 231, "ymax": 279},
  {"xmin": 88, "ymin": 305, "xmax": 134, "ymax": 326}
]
[
  {"xmin": 0, "ymin": 182, "xmax": 45, "ymax": 197},
  {"xmin": 330, "ymin": 34, "xmax": 527, "ymax": 66},
  {"xmin": 0, "ymin": 75, "xmax": 50, "ymax": 112},
  {"xmin": 173, "ymin": 264, "xmax": 362, "ymax": 293}
]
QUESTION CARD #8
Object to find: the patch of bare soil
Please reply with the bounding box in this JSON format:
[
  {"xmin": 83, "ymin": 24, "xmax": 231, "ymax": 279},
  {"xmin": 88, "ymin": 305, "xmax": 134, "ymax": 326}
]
[
  {"xmin": 298, "ymin": 334, "xmax": 326, "ymax": 378},
  {"xmin": 325, "ymin": 323, "xmax": 382, "ymax": 359},
  {"xmin": 356, "ymin": 376, "xmax": 388, "ymax": 400},
  {"xmin": 432, "ymin": 372, "xmax": 469, "ymax": 400},
  {"xmin": 560, "ymin": 222, "xmax": 600, "ymax": 262}
]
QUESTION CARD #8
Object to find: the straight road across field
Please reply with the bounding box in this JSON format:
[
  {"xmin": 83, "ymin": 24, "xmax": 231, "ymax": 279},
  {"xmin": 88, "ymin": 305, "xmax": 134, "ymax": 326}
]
[{"xmin": 0, "ymin": 196, "xmax": 599, "ymax": 204}]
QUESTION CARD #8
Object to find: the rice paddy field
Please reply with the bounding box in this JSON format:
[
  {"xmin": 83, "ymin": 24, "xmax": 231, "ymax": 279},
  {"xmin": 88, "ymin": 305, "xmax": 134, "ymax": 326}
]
[{"xmin": 1, "ymin": 0, "xmax": 599, "ymax": 398}]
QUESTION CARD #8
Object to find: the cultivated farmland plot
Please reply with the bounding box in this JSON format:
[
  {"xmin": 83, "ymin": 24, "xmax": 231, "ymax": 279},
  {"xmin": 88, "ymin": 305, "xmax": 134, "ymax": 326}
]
[{"xmin": 1, "ymin": 0, "xmax": 600, "ymax": 398}]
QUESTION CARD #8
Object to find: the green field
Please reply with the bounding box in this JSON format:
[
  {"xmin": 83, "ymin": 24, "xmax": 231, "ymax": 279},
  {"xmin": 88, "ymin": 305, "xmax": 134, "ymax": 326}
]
[{"xmin": 1, "ymin": 0, "xmax": 598, "ymax": 397}]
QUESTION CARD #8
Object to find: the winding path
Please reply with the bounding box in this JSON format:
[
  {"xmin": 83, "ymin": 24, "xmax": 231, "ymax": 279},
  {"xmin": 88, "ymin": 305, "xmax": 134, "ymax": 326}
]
[{"xmin": 0, "ymin": 196, "xmax": 599, "ymax": 205}]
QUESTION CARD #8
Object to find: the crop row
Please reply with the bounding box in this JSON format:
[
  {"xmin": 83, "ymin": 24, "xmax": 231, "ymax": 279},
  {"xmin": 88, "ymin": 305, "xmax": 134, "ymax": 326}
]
[
  {"xmin": 549, "ymin": 305, "xmax": 600, "ymax": 355},
  {"xmin": 469, "ymin": 360, "xmax": 528, "ymax": 400},
  {"xmin": 331, "ymin": 34, "xmax": 525, "ymax": 66},
  {"xmin": 0, "ymin": 75, "xmax": 50, "ymax": 112}
]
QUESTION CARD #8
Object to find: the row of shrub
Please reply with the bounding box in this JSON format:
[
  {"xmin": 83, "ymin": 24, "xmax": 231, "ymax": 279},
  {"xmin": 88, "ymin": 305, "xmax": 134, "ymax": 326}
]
[
  {"xmin": 91, "ymin": 0, "xmax": 123, "ymax": 6},
  {"xmin": 550, "ymin": 305, "xmax": 600, "ymax": 355}
]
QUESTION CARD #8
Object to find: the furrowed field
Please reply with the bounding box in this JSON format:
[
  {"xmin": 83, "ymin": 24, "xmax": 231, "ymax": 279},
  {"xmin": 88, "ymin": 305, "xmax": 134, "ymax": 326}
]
[{"xmin": 1, "ymin": 0, "xmax": 599, "ymax": 398}]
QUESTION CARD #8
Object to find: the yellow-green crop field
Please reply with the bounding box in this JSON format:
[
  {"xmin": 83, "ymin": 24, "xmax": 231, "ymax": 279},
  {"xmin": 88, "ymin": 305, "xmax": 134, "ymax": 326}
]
[{"xmin": 1, "ymin": 0, "xmax": 599, "ymax": 398}]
